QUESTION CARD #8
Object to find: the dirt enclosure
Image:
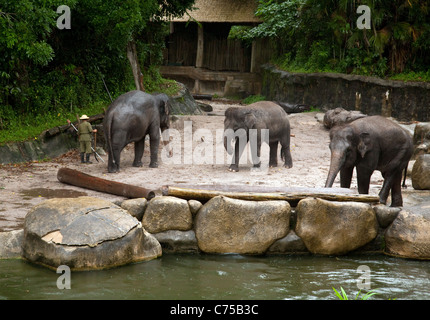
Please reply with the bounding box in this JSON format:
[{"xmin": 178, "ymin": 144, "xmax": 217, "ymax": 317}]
[{"xmin": 0, "ymin": 101, "xmax": 397, "ymax": 232}]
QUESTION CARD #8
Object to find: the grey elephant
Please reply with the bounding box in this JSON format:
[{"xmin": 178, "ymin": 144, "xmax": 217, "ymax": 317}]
[
  {"xmin": 103, "ymin": 90, "xmax": 170, "ymax": 173},
  {"xmin": 325, "ymin": 115, "xmax": 413, "ymax": 207},
  {"xmin": 223, "ymin": 101, "xmax": 293, "ymax": 172}
]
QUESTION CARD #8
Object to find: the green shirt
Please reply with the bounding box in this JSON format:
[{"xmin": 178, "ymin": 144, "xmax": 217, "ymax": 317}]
[{"xmin": 78, "ymin": 121, "xmax": 93, "ymax": 142}]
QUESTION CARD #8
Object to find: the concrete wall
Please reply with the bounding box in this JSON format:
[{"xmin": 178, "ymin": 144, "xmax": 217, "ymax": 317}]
[{"xmin": 261, "ymin": 64, "xmax": 430, "ymax": 122}]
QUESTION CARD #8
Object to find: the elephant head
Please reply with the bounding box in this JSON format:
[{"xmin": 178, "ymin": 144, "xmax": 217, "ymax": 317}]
[
  {"xmin": 325, "ymin": 125, "xmax": 369, "ymax": 188},
  {"xmin": 223, "ymin": 107, "xmax": 257, "ymax": 154},
  {"xmin": 153, "ymin": 93, "xmax": 173, "ymax": 157},
  {"xmin": 153, "ymin": 93, "xmax": 171, "ymax": 131}
]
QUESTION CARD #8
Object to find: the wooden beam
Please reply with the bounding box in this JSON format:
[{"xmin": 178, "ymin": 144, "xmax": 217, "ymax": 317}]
[
  {"xmin": 161, "ymin": 185, "xmax": 380, "ymax": 206},
  {"xmin": 57, "ymin": 168, "xmax": 156, "ymax": 199}
]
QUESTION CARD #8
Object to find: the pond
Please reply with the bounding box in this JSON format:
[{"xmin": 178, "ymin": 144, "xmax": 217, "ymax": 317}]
[{"xmin": 0, "ymin": 253, "xmax": 429, "ymax": 300}]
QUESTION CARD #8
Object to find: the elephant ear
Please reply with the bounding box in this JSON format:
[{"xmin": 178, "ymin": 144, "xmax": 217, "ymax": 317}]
[
  {"xmin": 244, "ymin": 112, "xmax": 257, "ymax": 129},
  {"xmin": 358, "ymin": 132, "xmax": 371, "ymax": 158}
]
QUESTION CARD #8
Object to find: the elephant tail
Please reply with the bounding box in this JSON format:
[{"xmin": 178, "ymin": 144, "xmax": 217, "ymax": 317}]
[
  {"xmin": 105, "ymin": 111, "xmax": 115, "ymax": 164},
  {"xmin": 402, "ymin": 162, "xmax": 408, "ymax": 188}
]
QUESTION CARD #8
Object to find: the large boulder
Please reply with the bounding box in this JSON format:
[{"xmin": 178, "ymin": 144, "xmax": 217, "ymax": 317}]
[
  {"xmin": 411, "ymin": 154, "xmax": 430, "ymax": 190},
  {"xmin": 385, "ymin": 202, "xmax": 430, "ymax": 259},
  {"xmin": 195, "ymin": 196, "xmax": 290, "ymax": 254},
  {"xmin": 0, "ymin": 230, "xmax": 23, "ymax": 259},
  {"xmin": 295, "ymin": 198, "xmax": 378, "ymax": 255},
  {"xmin": 142, "ymin": 196, "xmax": 193, "ymax": 233},
  {"xmin": 153, "ymin": 230, "xmax": 199, "ymax": 253},
  {"xmin": 413, "ymin": 122, "xmax": 430, "ymax": 158},
  {"xmin": 120, "ymin": 198, "xmax": 148, "ymax": 221},
  {"xmin": 22, "ymin": 197, "xmax": 161, "ymax": 270}
]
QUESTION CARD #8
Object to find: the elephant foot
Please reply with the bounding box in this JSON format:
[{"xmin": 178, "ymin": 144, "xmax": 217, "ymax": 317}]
[
  {"xmin": 284, "ymin": 163, "xmax": 293, "ymax": 169},
  {"xmin": 269, "ymin": 162, "xmax": 278, "ymax": 168},
  {"xmin": 133, "ymin": 161, "xmax": 143, "ymax": 167},
  {"xmin": 149, "ymin": 162, "xmax": 158, "ymax": 168},
  {"xmin": 228, "ymin": 165, "xmax": 239, "ymax": 172},
  {"xmin": 253, "ymin": 162, "xmax": 261, "ymax": 168}
]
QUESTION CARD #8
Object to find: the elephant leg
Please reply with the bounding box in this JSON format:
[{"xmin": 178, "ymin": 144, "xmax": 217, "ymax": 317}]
[
  {"xmin": 356, "ymin": 166, "xmax": 372, "ymax": 194},
  {"xmin": 250, "ymin": 132, "xmax": 262, "ymax": 168},
  {"xmin": 390, "ymin": 170, "xmax": 404, "ymax": 207},
  {"xmin": 269, "ymin": 141, "xmax": 278, "ymax": 167},
  {"xmin": 229, "ymin": 137, "xmax": 247, "ymax": 172},
  {"xmin": 133, "ymin": 139, "xmax": 145, "ymax": 167},
  {"xmin": 108, "ymin": 146, "xmax": 121, "ymax": 173},
  {"xmin": 280, "ymin": 136, "xmax": 292, "ymax": 169},
  {"xmin": 149, "ymin": 128, "xmax": 160, "ymax": 168},
  {"xmin": 340, "ymin": 166, "xmax": 354, "ymax": 188}
]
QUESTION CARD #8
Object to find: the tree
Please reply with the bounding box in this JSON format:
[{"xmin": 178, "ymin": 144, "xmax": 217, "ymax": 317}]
[
  {"xmin": 0, "ymin": 0, "xmax": 195, "ymax": 133},
  {"xmin": 232, "ymin": 0, "xmax": 430, "ymax": 76}
]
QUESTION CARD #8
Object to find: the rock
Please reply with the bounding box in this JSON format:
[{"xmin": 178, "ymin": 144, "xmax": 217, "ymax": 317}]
[
  {"xmin": 323, "ymin": 107, "xmax": 367, "ymax": 129},
  {"xmin": 267, "ymin": 230, "xmax": 308, "ymax": 254},
  {"xmin": 413, "ymin": 122, "xmax": 430, "ymax": 158},
  {"xmin": 373, "ymin": 204, "xmax": 401, "ymax": 228},
  {"xmin": 385, "ymin": 204, "xmax": 430, "ymax": 259},
  {"xmin": 22, "ymin": 197, "xmax": 161, "ymax": 270},
  {"xmin": 295, "ymin": 198, "xmax": 378, "ymax": 255},
  {"xmin": 142, "ymin": 196, "xmax": 193, "ymax": 233},
  {"xmin": 0, "ymin": 230, "xmax": 23, "ymax": 259},
  {"xmin": 195, "ymin": 196, "xmax": 290, "ymax": 254},
  {"xmin": 188, "ymin": 199, "xmax": 202, "ymax": 215},
  {"xmin": 169, "ymin": 82, "xmax": 204, "ymax": 115},
  {"xmin": 412, "ymin": 155, "xmax": 430, "ymax": 190},
  {"xmin": 153, "ymin": 230, "xmax": 199, "ymax": 253},
  {"xmin": 121, "ymin": 198, "xmax": 148, "ymax": 221}
]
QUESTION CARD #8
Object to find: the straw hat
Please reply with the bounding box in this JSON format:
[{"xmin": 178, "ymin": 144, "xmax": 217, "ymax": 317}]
[{"xmin": 80, "ymin": 115, "xmax": 89, "ymax": 120}]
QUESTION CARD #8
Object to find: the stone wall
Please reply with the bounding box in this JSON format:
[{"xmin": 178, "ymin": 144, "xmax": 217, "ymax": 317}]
[
  {"xmin": 130, "ymin": 195, "xmax": 430, "ymax": 259},
  {"xmin": 2, "ymin": 195, "xmax": 430, "ymax": 267},
  {"xmin": 261, "ymin": 64, "xmax": 430, "ymax": 122}
]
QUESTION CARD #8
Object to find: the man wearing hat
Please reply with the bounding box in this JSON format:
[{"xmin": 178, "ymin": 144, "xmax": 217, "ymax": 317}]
[{"xmin": 67, "ymin": 115, "xmax": 97, "ymax": 164}]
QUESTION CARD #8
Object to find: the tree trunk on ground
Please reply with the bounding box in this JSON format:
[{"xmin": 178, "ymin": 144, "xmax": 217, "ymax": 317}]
[
  {"xmin": 161, "ymin": 186, "xmax": 380, "ymax": 206},
  {"xmin": 126, "ymin": 40, "xmax": 144, "ymax": 91}
]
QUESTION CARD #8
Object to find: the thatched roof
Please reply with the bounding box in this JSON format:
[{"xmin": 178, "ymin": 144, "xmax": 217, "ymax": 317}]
[{"xmin": 170, "ymin": 0, "xmax": 261, "ymax": 23}]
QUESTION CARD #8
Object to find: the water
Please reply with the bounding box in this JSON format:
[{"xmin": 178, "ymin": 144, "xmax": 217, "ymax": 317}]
[{"xmin": 0, "ymin": 254, "xmax": 429, "ymax": 300}]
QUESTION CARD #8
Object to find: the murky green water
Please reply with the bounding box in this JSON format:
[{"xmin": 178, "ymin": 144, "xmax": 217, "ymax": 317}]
[{"xmin": 0, "ymin": 254, "xmax": 429, "ymax": 300}]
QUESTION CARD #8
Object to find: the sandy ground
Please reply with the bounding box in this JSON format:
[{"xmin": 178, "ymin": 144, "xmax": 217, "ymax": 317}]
[{"xmin": 0, "ymin": 101, "xmax": 421, "ymax": 232}]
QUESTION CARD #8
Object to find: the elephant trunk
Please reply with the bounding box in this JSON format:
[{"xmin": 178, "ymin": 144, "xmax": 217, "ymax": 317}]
[
  {"xmin": 325, "ymin": 151, "xmax": 346, "ymax": 188},
  {"xmin": 161, "ymin": 128, "xmax": 173, "ymax": 158},
  {"xmin": 224, "ymin": 131, "xmax": 234, "ymax": 155}
]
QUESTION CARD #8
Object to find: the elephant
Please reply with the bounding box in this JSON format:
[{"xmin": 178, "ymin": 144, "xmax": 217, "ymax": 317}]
[
  {"xmin": 103, "ymin": 90, "xmax": 170, "ymax": 173},
  {"xmin": 223, "ymin": 101, "xmax": 293, "ymax": 172},
  {"xmin": 324, "ymin": 115, "xmax": 414, "ymax": 207}
]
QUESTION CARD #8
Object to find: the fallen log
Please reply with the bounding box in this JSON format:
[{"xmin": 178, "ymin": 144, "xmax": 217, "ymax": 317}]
[
  {"xmin": 57, "ymin": 168, "xmax": 156, "ymax": 199},
  {"xmin": 161, "ymin": 185, "xmax": 380, "ymax": 206}
]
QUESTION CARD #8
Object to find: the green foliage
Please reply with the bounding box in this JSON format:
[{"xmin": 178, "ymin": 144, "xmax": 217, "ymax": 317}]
[
  {"xmin": 332, "ymin": 287, "xmax": 378, "ymax": 300},
  {"xmin": 234, "ymin": 0, "xmax": 430, "ymax": 79},
  {"xmin": 242, "ymin": 94, "xmax": 267, "ymax": 105},
  {"xmin": 0, "ymin": 0, "xmax": 195, "ymax": 144}
]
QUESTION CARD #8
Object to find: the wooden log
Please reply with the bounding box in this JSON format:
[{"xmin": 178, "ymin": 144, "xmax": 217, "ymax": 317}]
[
  {"xmin": 161, "ymin": 185, "xmax": 380, "ymax": 206},
  {"xmin": 57, "ymin": 168, "xmax": 156, "ymax": 199}
]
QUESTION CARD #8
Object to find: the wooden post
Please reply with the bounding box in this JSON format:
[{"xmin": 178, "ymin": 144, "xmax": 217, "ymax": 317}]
[{"xmin": 196, "ymin": 24, "xmax": 204, "ymax": 68}]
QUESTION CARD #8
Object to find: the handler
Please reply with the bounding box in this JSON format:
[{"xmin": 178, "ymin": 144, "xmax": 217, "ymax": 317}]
[{"xmin": 67, "ymin": 115, "xmax": 97, "ymax": 164}]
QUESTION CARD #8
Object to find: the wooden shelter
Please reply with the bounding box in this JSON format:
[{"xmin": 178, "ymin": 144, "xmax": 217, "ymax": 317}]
[{"xmin": 161, "ymin": 0, "xmax": 272, "ymax": 97}]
